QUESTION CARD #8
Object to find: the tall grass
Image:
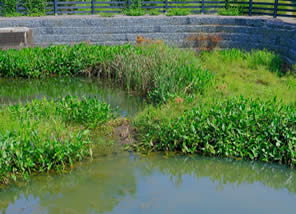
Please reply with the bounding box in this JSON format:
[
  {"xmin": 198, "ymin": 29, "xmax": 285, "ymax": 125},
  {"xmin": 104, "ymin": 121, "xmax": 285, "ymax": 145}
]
[
  {"xmin": 0, "ymin": 43, "xmax": 213, "ymax": 103},
  {"xmin": 97, "ymin": 43, "xmax": 213, "ymax": 102}
]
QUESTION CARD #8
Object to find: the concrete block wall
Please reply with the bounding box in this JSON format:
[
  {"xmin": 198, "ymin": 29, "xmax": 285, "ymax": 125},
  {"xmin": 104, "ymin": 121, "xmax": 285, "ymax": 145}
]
[{"xmin": 0, "ymin": 15, "xmax": 295, "ymax": 64}]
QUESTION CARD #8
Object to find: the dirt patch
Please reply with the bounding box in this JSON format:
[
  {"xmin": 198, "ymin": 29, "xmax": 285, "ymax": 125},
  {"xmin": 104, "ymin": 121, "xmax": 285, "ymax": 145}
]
[{"xmin": 114, "ymin": 119, "xmax": 136, "ymax": 145}]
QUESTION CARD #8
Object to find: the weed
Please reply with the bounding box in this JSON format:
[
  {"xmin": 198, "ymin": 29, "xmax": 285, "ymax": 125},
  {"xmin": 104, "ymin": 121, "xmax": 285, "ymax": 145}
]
[
  {"xmin": 218, "ymin": 6, "xmax": 244, "ymax": 16},
  {"xmin": 124, "ymin": 8, "xmax": 146, "ymax": 16},
  {"xmin": 149, "ymin": 9, "xmax": 161, "ymax": 16},
  {"xmin": 166, "ymin": 8, "xmax": 190, "ymax": 16},
  {"xmin": 100, "ymin": 13, "xmax": 116, "ymax": 17}
]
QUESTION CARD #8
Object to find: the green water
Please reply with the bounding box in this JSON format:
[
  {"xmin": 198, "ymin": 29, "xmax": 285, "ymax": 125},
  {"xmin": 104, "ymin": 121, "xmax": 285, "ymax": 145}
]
[
  {"xmin": 1, "ymin": 78, "xmax": 296, "ymax": 214},
  {"xmin": 0, "ymin": 77, "xmax": 144, "ymax": 116},
  {"xmin": 0, "ymin": 153, "xmax": 296, "ymax": 214}
]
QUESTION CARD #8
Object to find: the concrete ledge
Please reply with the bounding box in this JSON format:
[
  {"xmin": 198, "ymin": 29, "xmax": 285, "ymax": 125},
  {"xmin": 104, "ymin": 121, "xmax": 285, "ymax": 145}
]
[
  {"xmin": 0, "ymin": 27, "xmax": 33, "ymax": 49},
  {"xmin": 0, "ymin": 15, "xmax": 295, "ymax": 64}
]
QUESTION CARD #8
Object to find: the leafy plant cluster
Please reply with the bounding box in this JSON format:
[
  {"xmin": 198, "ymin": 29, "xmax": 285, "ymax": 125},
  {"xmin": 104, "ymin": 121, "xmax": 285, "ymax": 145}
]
[
  {"xmin": 0, "ymin": 96, "xmax": 116, "ymax": 184},
  {"xmin": 218, "ymin": 5, "xmax": 244, "ymax": 16},
  {"xmin": 166, "ymin": 8, "xmax": 190, "ymax": 16},
  {"xmin": 134, "ymin": 97, "xmax": 296, "ymax": 167},
  {"xmin": 0, "ymin": 43, "xmax": 130, "ymax": 78},
  {"xmin": 56, "ymin": 96, "xmax": 118, "ymax": 128},
  {"xmin": 0, "ymin": 0, "xmax": 47, "ymax": 16}
]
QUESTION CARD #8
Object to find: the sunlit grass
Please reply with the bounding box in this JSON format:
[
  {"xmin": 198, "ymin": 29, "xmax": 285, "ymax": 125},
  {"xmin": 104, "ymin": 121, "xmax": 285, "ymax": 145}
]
[{"xmin": 198, "ymin": 49, "xmax": 296, "ymax": 103}]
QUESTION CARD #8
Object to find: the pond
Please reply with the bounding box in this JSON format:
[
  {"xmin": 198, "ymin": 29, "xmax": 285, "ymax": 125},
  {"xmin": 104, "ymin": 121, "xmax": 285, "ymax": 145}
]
[
  {"xmin": 1, "ymin": 153, "xmax": 296, "ymax": 214},
  {"xmin": 0, "ymin": 78, "xmax": 296, "ymax": 214}
]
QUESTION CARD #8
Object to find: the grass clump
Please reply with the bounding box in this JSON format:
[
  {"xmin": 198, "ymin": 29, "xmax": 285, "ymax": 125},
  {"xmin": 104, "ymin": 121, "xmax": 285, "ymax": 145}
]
[
  {"xmin": 218, "ymin": 6, "xmax": 244, "ymax": 16},
  {"xmin": 124, "ymin": 8, "xmax": 146, "ymax": 16},
  {"xmin": 99, "ymin": 43, "xmax": 213, "ymax": 102},
  {"xmin": 100, "ymin": 13, "xmax": 116, "ymax": 17},
  {"xmin": 166, "ymin": 8, "xmax": 190, "ymax": 16},
  {"xmin": 0, "ymin": 96, "xmax": 117, "ymax": 184},
  {"xmin": 148, "ymin": 9, "xmax": 161, "ymax": 16}
]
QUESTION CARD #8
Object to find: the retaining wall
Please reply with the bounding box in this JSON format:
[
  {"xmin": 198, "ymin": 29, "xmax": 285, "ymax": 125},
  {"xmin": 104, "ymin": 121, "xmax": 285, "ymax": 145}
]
[{"xmin": 0, "ymin": 15, "xmax": 295, "ymax": 64}]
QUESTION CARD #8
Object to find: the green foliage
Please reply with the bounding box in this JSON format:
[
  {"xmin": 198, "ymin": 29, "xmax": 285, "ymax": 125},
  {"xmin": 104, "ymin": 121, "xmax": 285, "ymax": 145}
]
[
  {"xmin": 2, "ymin": 12, "xmax": 22, "ymax": 17},
  {"xmin": 218, "ymin": 6, "xmax": 244, "ymax": 16},
  {"xmin": 0, "ymin": 0, "xmax": 47, "ymax": 16},
  {"xmin": 166, "ymin": 8, "xmax": 190, "ymax": 16},
  {"xmin": 214, "ymin": 49, "xmax": 283, "ymax": 74},
  {"xmin": 0, "ymin": 43, "xmax": 131, "ymax": 78},
  {"xmin": 148, "ymin": 9, "xmax": 161, "ymax": 16},
  {"xmin": 21, "ymin": 0, "xmax": 47, "ymax": 16},
  {"xmin": 0, "ymin": 0, "xmax": 17, "ymax": 15},
  {"xmin": 198, "ymin": 49, "xmax": 296, "ymax": 103},
  {"xmin": 100, "ymin": 13, "xmax": 116, "ymax": 17},
  {"xmin": 124, "ymin": 8, "xmax": 146, "ymax": 16},
  {"xmin": 0, "ymin": 96, "xmax": 116, "ymax": 184},
  {"xmin": 134, "ymin": 97, "xmax": 296, "ymax": 167},
  {"xmin": 0, "ymin": 43, "xmax": 213, "ymax": 103},
  {"xmin": 100, "ymin": 43, "xmax": 213, "ymax": 102},
  {"xmin": 56, "ymin": 96, "xmax": 117, "ymax": 128}
]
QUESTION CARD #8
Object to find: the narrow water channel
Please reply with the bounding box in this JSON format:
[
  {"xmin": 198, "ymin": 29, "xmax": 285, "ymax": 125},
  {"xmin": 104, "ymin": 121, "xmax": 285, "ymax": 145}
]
[
  {"xmin": 0, "ymin": 77, "xmax": 145, "ymax": 116},
  {"xmin": 1, "ymin": 78, "xmax": 296, "ymax": 214}
]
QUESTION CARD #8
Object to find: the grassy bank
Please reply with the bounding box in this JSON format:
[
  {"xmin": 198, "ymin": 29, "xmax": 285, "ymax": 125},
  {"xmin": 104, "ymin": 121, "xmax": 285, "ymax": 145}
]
[
  {"xmin": 133, "ymin": 47, "xmax": 296, "ymax": 168},
  {"xmin": 0, "ymin": 96, "xmax": 117, "ymax": 184}
]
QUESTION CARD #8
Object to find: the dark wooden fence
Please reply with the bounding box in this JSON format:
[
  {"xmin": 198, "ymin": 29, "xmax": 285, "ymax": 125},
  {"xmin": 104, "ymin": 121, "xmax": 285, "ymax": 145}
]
[{"xmin": 0, "ymin": 0, "xmax": 295, "ymax": 18}]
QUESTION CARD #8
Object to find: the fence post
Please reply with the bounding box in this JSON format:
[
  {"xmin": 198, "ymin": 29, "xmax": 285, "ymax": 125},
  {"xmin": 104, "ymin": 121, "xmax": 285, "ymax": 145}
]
[
  {"xmin": 165, "ymin": 0, "xmax": 168, "ymax": 13},
  {"xmin": 248, "ymin": 0, "xmax": 253, "ymax": 16},
  {"xmin": 128, "ymin": 0, "xmax": 131, "ymax": 9},
  {"xmin": 225, "ymin": 0, "xmax": 229, "ymax": 9},
  {"xmin": 201, "ymin": 0, "xmax": 205, "ymax": 14},
  {"xmin": 91, "ymin": 0, "xmax": 95, "ymax": 15},
  {"xmin": 273, "ymin": 0, "xmax": 278, "ymax": 18},
  {"xmin": 54, "ymin": 0, "xmax": 58, "ymax": 15}
]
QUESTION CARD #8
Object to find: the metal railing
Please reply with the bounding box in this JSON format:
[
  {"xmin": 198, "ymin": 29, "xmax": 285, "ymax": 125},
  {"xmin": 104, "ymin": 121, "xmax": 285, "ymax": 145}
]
[{"xmin": 0, "ymin": 0, "xmax": 295, "ymax": 18}]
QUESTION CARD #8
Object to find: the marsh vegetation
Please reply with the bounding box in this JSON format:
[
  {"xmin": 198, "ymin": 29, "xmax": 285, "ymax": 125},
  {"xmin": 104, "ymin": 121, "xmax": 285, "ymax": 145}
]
[{"xmin": 0, "ymin": 42, "xmax": 296, "ymax": 185}]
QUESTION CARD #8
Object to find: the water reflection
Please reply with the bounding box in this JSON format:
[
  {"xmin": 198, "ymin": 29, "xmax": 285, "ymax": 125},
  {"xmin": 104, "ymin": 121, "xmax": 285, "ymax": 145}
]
[
  {"xmin": 0, "ymin": 153, "xmax": 296, "ymax": 214},
  {"xmin": 0, "ymin": 77, "xmax": 144, "ymax": 116}
]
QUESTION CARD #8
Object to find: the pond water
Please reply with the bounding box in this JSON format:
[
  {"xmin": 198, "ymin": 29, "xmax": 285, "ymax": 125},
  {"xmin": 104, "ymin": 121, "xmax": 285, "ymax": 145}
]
[
  {"xmin": 1, "ymin": 77, "xmax": 296, "ymax": 214},
  {"xmin": 0, "ymin": 77, "xmax": 144, "ymax": 116},
  {"xmin": 0, "ymin": 153, "xmax": 296, "ymax": 214}
]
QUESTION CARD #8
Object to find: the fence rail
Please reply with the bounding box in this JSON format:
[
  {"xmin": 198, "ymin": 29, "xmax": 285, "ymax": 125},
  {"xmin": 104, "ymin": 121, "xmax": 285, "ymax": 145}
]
[{"xmin": 0, "ymin": 0, "xmax": 295, "ymax": 18}]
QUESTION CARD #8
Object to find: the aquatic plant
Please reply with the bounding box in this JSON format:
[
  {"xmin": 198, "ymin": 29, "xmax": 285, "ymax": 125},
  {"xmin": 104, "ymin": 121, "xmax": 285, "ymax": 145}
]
[
  {"xmin": 134, "ymin": 97, "xmax": 296, "ymax": 167},
  {"xmin": 0, "ymin": 96, "xmax": 116, "ymax": 184},
  {"xmin": 133, "ymin": 48, "xmax": 296, "ymax": 167}
]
